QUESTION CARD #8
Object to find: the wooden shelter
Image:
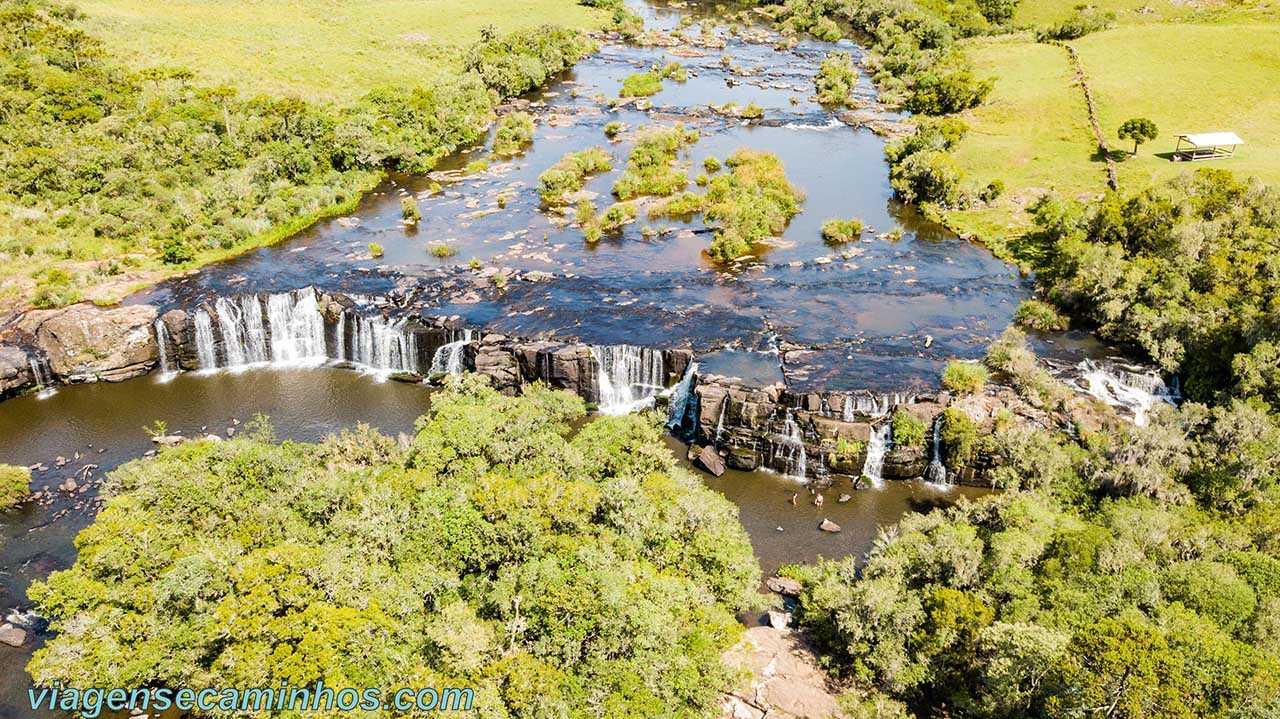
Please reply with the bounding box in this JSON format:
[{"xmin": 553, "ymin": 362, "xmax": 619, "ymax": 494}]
[{"xmin": 1173, "ymin": 132, "xmax": 1244, "ymax": 161}]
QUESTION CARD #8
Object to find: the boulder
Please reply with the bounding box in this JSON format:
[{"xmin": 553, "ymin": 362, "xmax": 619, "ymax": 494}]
[
  {"xmin": 767, "ymin": 610, "xmax": 791, "ymax": 629},
  {"xmin": 765, "ymin": 575, "xmax": 802, "ymax": 597},
  {"xmin": 819, "ymin": 518, "xmax": 841, "ymax": 533},
  {"xmin": 0, "ymin": 344, "xmax": 32, "ymax": 397},
  {"xmin": 726, "ymin": 446, "xmax": 760, "ymax": 471},
  {"xmin": 0, "ymin": 623, "xmax": 26, "ymax": 647},
  {"xmin": 696, "ymin": 445, "xmax": 726, "ymax": 477},
  {"xmin": 17, "ymin": 304, "xmax": 159, "ymax": 383}
]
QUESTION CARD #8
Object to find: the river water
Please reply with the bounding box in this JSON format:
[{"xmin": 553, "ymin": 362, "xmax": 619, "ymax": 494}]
[{"xmin": 0, "ymin": 1, "xmax": 1022, "ymax": 715}]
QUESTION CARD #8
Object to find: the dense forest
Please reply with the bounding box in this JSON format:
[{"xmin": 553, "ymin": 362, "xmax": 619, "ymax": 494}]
[{"xmin": 28, "ymin": 379, "xmax": 761, "ymax": 718}]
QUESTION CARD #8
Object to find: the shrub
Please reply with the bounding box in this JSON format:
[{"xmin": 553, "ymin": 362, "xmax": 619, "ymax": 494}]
[
  {"xmin": 1160, "ymin": 561, "xmax": 1258, "ymax": 634},
  {"xmin": 596, "ymin": 202, "xmax": 636, "ymax": 231},
  {"xmin": 604, "ymin": 120, "xmax": 625, "ymax": 139},
  {"xmin": 891, "ymin": 410, "xmax": 927, "ymax": 449},
  {"xmin": 538, "ymin": 146, "xmax": 612, "ymax": 203},
  {"xmin": 428, "ymin": 243, "xmax": 456, "ymax": 258},
  {"xmin": 0, "ymin": 464, "xmax": 30, "ymax": 510},
  {"xmin": 980, "ymin": 179, "xmax": 1005, "ymax": 203},
  {"xmin": 368, "ymin": 242, "xmax": 384, "ymax": 258},
  {"xmin": 942, "ymin": 361, "xmax": 988, "ymax": 395},
  {"xmin": 1014, "ymin": 299, "xmax": 1069, "ymax": 331},
  {"xmin": 464, "ymin": 25, "xmax": 596, "ymax": 98},
  {"xmin": 890, "ymin": 150, "xmax": 961, "ymax": 206},
  {"xmin": 492, "ymin": 111, "xmax": 535, "ymax": 155},
  {"xmin": 821, "ymin": 218, "xmax": 863, "ymax": 244},
  {"xmin": 703, "ymin": 156, "xmax": 721, "ymax": 173},
  {"xmin": 905, "ymin": 62, "xmax": 992, "ymax": 115},
  {"xmin": 648, "ymin": 191, "xmax": 705, "ymax": 218},
  {"xmin": 659, "ymin": 61, "xmax": 687, "ymax": 82},
  {"xmin": 816, "ymin": 51, "xmax": 859, "ymax": 107},
  {"xmin": 939, "ymin": 407, "xmax": 980, "ymax": 472},
  {"xmin": 160, "ymin": 238, "xmax": 196, "ymax": 265},
  {"xmin": 464, "ymin": 158, "xmax": 489, "ymax": 174},
  {"xmin": 575, "ymin": 198, "xmax": 597, "ymax": 226},
  {"xmin": 612, "ymin": 124, "xmax": 698, "ymax": 199},
  {"xmin": 401, "ymin": 196, "xmax": 421, "ymax": 221},
  {"xmin": 1038, "ymin": 6, "xmax": 1116, "ymax": 41},
  {"xmin": 620, "ymin": 72, "xmax": 663, "ymax": 97},
  {"xmin": 32, "ymin": 269, "xmax": 82, "ymax": 308},
  {"xmin": 704, "ymin": 149, "xmax": 803, "ymax": 261}
]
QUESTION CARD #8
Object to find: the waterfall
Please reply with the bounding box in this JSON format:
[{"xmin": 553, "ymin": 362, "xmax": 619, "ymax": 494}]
[
  {"xmin": 861, "ymin": 423, "xmax": 891, "ymax": 487},
  {"xmin": 713, "ymin": 398, "xmax": 727, "ymax": 445},
  {"xmin": 923, "ymin": 414, "xmax": 949, "ymax": 486},
  {"xmin": 591, "ymin": 344, "xmax": 667, "ymax": 415},
  {"xmin": 153, "ymin": 319, "xmax": 178, "ymax": 380},
  {"xmin": 842, "ymin": 393, "xmax": 900, "ymax": 421},
  {"xmin": 665, "ymin": 361, "xmax": 698, "ymax": 430},
  {"xmin": 266, "ymin": 291, "xmax": 327, "ymax": 364},
  {"xmin": 430, "ymin": 329, "xmax": 473, "ymax": 376},
  {"xmin": 348, "ymin": 314, "xmax": 418, "ymax": 374},
  {"xmin": 769, "ymin": 409, "xmax": 808, "ymax": 479},
  {"xmin": 188, "ymin": 288, "xmax": 421, "ymax": 375},
  {"xmin": 193, "ymin": 310, "xmax": 218, "ymax": 370},
  {"xmin": 1076, "ymin": 359, "xmax": 1179, "ymax": 426},
  {"xmin": 28, "ymin": 357, "xmax": 55, "ymax": 397}
]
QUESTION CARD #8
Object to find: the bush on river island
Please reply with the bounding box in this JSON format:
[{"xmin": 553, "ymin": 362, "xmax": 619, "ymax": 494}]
[
  {"xmin": 27, "ymin": 378, "xmax": 760, "ymax": 718},
  {"xmin": 611, "ymin": 124, "xmax": 699, "ymax": 200},
  {"xmin": 703, "ymin": 149, "xmax": 803, "ymax": 261},
  {"xmin": 0, "ymin": 464, "xmax": 30, "ymax": 510},
  {"xmin": 537, "ymin": 146, "xmax": 612, "ymax": 204}
]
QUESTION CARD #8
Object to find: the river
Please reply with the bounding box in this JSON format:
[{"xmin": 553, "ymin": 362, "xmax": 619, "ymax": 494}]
[{"xmin": 0, "ymin": 0, "xmax": 1026, "ymax": 715}]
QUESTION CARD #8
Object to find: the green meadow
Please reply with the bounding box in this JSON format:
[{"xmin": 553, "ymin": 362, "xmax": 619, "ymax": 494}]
[
  {"xmin": 945, "ymin": 0, "xmax": 1280, "ymax": 244},
  {"xmin": 75, "ymin": 0, "xmax": 608, "ymax": 102}
]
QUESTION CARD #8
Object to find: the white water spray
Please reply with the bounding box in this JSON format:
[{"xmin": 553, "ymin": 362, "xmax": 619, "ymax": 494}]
[
  {"xmin": 861, "ymin": 423, "xmax": 891, "ymax": 488},
  {"xmin": 591, "ymin": 344, "xmax": 667, "ymax": 415}
]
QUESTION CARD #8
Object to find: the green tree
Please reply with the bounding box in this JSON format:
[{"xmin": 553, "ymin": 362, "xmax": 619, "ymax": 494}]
[
  {"xmin": 1118, "ymin": 117, "xmax": 1159, "ymax": 156},
  {"xmin": 0, "ymin": 463, "xmax": 30, "ymax": 510},
  {"xmin": 1047, "ymin": 618, "xmax": 1194, "ymax": 719}
]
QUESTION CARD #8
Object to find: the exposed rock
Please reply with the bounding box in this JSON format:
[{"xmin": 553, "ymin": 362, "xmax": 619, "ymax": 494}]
[
  {"xmin": 726, "ymin": 446, "xmax": 760, "ymax": 471},
  {"xmin": 767, "ymin": 610, "xmax": 791, "ymax": 629},
  {"xmin": 0, "ymin": 344, "xmax": 32, "ymax": 397},
  {"xmin": 16, "ymin": 303, "xmax": 159, "ymax": 383},
  {"xmin": 0, "ymin": 623, "xmax": 26, "ymax": 647},
  {"xmin": 697, "ymin": 445, "xmax": 726, "ymax": 477},
  {"xmin": 719, "ymin": 626, "xmax": 845, "ymax": 719},
  {"xmin": 837, "ymin": 493, "xmax": 852, "ymax": 503},
  {"xmin": 765, "ymin": 575, "xmax": 802, "ymax": 597},
  {"xmin": 819, "ymin": 518, "xmax": 841, "ymax": 533}
]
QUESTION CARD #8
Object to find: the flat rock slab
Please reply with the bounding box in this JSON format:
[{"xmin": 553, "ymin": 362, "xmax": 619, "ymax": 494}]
[
  {"xmin": 697, "ymin": 445, "xmax": 726, "ymax": 476},
  {"xmin": 719, "ymin": 626, "xmax": 846, "ymax": 719}
]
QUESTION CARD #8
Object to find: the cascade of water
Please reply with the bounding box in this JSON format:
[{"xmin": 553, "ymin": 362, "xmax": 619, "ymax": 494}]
[
  {"xmin": 770, "ymin": 409, "xmax": 808, "ymax": 479},
  {"xmin": 1076, "ymin": 359, "xmax": 1179, "ymax": 426},
  {"xmin": 430, "ymin": 329, "xmax": 473, "ymax": 376},
  {"xmin": 349, "ymin": 314, "xmax": 418, "ymax": 374},
  {"xmin": 861, "ymin": 422, "xmax": 892, "ymax": 488},
  {"xmin": 923, "ymin": 414, "xmax": 949, "ymax": 486},
  {"xmin": 266, "ymin": 291, "xmax": 327, "ymax": 364},
  {"xmin": 842, "ymin": 393, "xmax": 898, "ymax": 421},
  {"xmin": 334, "ymin": 311, "xmax": 346, "ymax": 363},
  {"xmin": 153, "ymin": 320, "xmax": 176, "ymax": 375},
  {"xmin": 28, "ymin": 357, "xmax": 54, "ymax": 396},
  {"xmin": 665, "ymin": 361, "xmax": 698, "ymax": 430},
  {"xmin": 193, "ymin": 309, "xmax": 218, "ymax": 369},
  {"xmin": 591, "ymin": 344, "xmax": 667, "ymax": 415},
  {"xmin": 713, "ymin": 399, "xmax": 727, "ymax": 445}
]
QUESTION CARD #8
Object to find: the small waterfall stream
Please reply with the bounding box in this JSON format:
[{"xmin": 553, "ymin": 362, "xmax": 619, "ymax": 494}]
[
  {"xmin": 27, "ymin": 357, "xmax": 55, "ymax": 397},
  {"xmin": 153, "ymin": 320, "xmax": 177, "ymax": 379},
  {"xmin": 591, "ymin": 344, "xmax": 667, "ymax": 415},
  {"xmin": 923, "ymin": 414, "xmax": 949, "ymax": 486},
  {"xmin": 665, "ymin": 361, "xmax": 698, "ymax": 431},
  {"xmin": 1076, "ymin": 359, "xmax": 1179, "ymax": 426},
  {"xmin": 768, "ymin": 409, "xmax": 808, "ymax": 480},
  {"xmin": 861, "ymin": 423, "xmax": 892, "ymax": 487},
  {"xmin": 429, "ymin": 329, "xmax": 473, "ymax": 376}
]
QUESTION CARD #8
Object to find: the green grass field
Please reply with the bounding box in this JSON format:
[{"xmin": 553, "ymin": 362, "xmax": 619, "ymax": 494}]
[
  {"xmin": 946, "ymin": 3, "xmax": 1280, "ymax": 247},
  {"xmin": 76, "ymin": 0, "xmax": 608, "ymax": 102}
]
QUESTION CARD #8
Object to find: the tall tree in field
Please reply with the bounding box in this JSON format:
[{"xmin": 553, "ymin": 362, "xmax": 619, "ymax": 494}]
[{"xmin": 1118, "ymin": 117, "xmax": 1159, "ymax": 156}]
